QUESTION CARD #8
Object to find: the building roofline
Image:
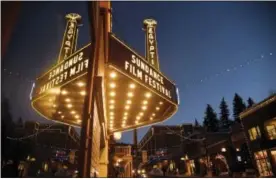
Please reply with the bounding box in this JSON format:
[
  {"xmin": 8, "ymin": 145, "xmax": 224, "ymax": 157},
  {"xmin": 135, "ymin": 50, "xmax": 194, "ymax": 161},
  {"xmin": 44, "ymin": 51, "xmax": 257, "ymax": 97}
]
[{"xmin": 240, "ymin": 95, "xmax": 276, "ymax": 119}]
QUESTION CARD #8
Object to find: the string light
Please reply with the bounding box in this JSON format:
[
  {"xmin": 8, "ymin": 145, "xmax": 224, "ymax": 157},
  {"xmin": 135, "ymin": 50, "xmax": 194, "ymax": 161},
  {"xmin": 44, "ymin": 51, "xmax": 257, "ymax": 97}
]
[{"xmin": 183, "ymin": 53, "xmax": 273, "ymax": 88}]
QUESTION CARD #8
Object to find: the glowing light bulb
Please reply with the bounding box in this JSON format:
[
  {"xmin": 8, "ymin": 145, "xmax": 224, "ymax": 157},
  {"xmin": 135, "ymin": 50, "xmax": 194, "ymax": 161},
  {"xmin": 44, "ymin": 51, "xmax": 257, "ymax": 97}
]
[
  {"xmin": 135, "ymin": 121, "xmax": 139, "ymax": 124},
  {"xmin": 136, "ymin": 116, "xmax": 141, "ymax": 120},
  {"xmin": 145, "ymin": 92, "xmax": 151, "ymax": 98},
  {"xmin": 65, "ymin": 98, "xmax": 71, "ymax": 102},
  {"xmin": 110, "ymin": 91, "xmax": 116, "ymax": 97},
  {"xmin": 126, "ymin": 100, "xmax": 132, "ymax": 104},
  {"xmin": 139, "ymin": 112, "xmax": 144, "ymax": 116},
  {"xmin": 113, "ymin": 132, "xmax": 122, "ymax": 140},
  {"xmin": 124, "ymin": 112, "xmax": 128, "ymax": 116},
  {"xmin": 80, "ymin": 91, "xmax": 86, "ymax": 96},
  {"xmin": 77, "ymin": 119, "xmax": 81, "ymax": 123},
  {"xmin": 125, "ymin": 105, "xmax": 130, "ymax": 110},
  {"xmin": 123, "ymin": 116, "xmax": 127, "ymax": 120},
  {"xmin": 110, "ymin": 116, "xmax": 114, "ymax": 120},
  {"xmin": 110, "ymin": 72, "xmax": 117, "ymax": 78},
  {"xmin": 127, "ymin": 92, "xmax": 133, "ymax": 97},
  {"xmin": 109, "ymin": 100, "xmax": 115, "ymax": 104},
  {"xmin": 142, "ymin": 106, "xmax": 147, "ymax": 110},
  {"xmin": 129, "ymin": 83, "xmax": 136, "ymax": 89},
  {"xmin": 58, "ymin": 111, "xmax": 62, "ymax": 114},
  {"xmin": 156, "ymin": 107, "xmax": 160, "ymax": 111},
  {"xmin": 152, "ymin": 113, "xmax": 156, "ymax": 116},
  {"xmin": 53, "ymin": 104, "xmax": 57, "ymax": 108},
  {"xmin": 110, "ymin": 112, "xmax": 114, "ymax": 116},
  {"xmin": 67, "ymin": 104, "xmax": 73, "ymax": 108},
  {"xmin": 159, "ymin": 101, "xmax": 163, "ymax": 105},
  {"xmin": 71, "ymin": 111, "xmax": 76, "ymax": 114},
  {"xmin": 61, "ymin": 115, "xmax": 65, "ymax": 119},
  {"xmin": 143, "ymin": 100, "xmax": 148, "ymax": 105},
  {"xmin": 109, "ymin": 105, "xmax": 115, "ymax": 109},
  {"xmin": 77, "ymin": 81, "xmax": 85, "ymax": 87},
  {"xmin": 75, "ymin": 115, "xmax": 80, "ymax": 119},
  {"xmin": 61, "ymin": 90, "xmax": 68, "ymax": 95},
  {"xmin": 110, "ymin": 83, "xmax": 116, "ymax": 88},
  {"xmin": 150, "ymin": 117, "xmax": 153, "ymax": 120}
]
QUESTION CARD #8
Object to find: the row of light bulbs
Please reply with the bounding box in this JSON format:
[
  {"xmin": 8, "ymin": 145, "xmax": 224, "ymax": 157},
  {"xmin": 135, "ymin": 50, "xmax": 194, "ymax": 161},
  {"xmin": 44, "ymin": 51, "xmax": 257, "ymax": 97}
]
[
  {"xmin": 108, "ymin": 71, "xmax": 164, "ymax": 130},
  {"xmin": 49, "ymin": 81, "xmax": 86, "ymax": 124}
]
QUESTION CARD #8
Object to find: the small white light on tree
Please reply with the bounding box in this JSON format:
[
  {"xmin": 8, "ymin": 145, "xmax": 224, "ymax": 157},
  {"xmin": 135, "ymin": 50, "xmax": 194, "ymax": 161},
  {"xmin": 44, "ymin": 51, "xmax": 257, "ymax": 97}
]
[{"xmin": 113, "ymin": 132, "xmax": 122, "ymax": 140}]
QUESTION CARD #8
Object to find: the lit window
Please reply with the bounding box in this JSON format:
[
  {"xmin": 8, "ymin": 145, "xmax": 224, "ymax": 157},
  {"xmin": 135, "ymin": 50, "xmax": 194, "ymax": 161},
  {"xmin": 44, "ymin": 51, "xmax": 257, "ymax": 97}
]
[
  {"xmin": 248, "ymin": 126, "xmax": 261, "ymax": 141},
  {"xmin": 266, "ymin": 124, "xmax": 276, "ymax": 140},
  {"xmin": 254, "ymin": 150, "xmax": 273, "ymax": 177}
]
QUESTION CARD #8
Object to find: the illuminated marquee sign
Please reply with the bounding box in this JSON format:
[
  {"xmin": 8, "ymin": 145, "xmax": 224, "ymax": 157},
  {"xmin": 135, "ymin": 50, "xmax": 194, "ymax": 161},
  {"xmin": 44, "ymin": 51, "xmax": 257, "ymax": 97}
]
[
  {"xmin": 32, "ymin": 44, "xmax": 91, "ymax": 100},
  {"xmin": 109, "ymin": 34, "xmax": 178, "ymax": 105},
  {"xmin": 58, "ymin": 13, "xmax": 81, "ymax": 62},
  {"xmin": 144, "ymin": 19, "xmax": 159, "ymax": 70}
]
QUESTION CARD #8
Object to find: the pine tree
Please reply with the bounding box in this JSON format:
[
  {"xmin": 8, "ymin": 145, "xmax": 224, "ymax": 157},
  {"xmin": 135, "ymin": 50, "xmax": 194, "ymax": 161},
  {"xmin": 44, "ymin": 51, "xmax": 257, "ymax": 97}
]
[
  {"xmin": 219, "ymin": 97, "xmax": 231, "ymax": 129},
  {"xmin": 203, "ymin": 104, "xmax": 219, "ymax": 132},
  {"xmin": 247, "ymin": 97, "xmax": 255, "ymax": 108},
  {"xmin": 194, "ymin": 118, "xmax": 200, "ymax": 127},
  {"xmin": 233, "ymin": 93, "xmax": 246, "ymax": 122}
]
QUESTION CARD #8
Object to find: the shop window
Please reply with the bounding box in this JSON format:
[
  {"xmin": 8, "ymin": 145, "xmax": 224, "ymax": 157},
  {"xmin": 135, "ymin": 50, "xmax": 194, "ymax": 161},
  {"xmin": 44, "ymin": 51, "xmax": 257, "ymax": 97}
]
[
  {"xmin": 248, "ymin": 126, "xmax": 261, "ymax": 141},
  {"xmin": 266, "ymin": 125, "xmax": 276, "ymax": 140},
  {"xmin": 254, "ymin": 150, "xmax": 273, "ymax": 177}
]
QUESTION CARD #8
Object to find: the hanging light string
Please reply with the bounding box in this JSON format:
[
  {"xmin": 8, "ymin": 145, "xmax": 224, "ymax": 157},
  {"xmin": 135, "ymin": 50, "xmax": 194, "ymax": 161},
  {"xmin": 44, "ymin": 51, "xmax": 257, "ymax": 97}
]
[
  {"xmin": 6, "ymin": 136, "xmax": 79, "ymax": 152},
  {"xmin": 7, "ymin": 123, "xmax": 55, "ymax": 141},
  {"xmin": 184, "ymin": 53, "xmax": 273, "ymax": 88},
  {"xmin": 164, "ymin": 126, "xmax": 206, "ymax": 142},
  {"xmin": 2, "ymin": 68, "xmax": 34, "ymax": 83}
]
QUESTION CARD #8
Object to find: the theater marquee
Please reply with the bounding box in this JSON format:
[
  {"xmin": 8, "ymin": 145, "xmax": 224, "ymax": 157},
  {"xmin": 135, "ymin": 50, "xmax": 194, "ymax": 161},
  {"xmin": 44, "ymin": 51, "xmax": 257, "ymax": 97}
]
[
  {"xmin": 108, "ymin": 34, "xmax": 178, "ymax": 105},
  {"xmin": 105, "ymin": 34, "xmax": 178, "ymax": 133}
]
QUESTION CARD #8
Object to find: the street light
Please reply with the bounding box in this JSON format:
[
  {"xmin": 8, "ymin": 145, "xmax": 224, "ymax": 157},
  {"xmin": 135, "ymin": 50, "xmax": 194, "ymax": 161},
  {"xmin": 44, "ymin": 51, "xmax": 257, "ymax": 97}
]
[{"xmin": 221, "ymin": 147, "xmax": 227, "ymax": 152}]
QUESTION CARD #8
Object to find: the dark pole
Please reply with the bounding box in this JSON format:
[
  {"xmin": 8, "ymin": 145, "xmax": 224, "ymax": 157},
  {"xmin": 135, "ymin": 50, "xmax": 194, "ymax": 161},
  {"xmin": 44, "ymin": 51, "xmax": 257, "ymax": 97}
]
[{"xmin": 78, "ymin": 1, "xmax": 100, "ymax": 177}]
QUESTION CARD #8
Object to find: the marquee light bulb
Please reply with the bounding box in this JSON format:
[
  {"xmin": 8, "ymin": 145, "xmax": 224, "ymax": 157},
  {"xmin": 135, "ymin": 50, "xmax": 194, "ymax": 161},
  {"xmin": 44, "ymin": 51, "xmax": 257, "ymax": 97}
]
[
  {"xmin": 61, "ymin": 115, "xmax": 65, "ymax": 119},
  {"xmin": 150, "ymin": 117, "xmax": 153, "ymax": 120},
  {"xmin": 61, "ymin": 90, "xmax": 68, "ymax": 95},
  {"xmin": 123, "ymin": 116, "xmax": 127, "ymax": 120},
  {"xmin": 113, "ymin": 132, "xmax": 122, "ymax": 140},
  {"xmin": 156, "ymin": 107, "xmax": 160, "ymax": 111},
  {"xmin": 77, "ymin": 119, "xmax": 81, "ymax": 123},
  {"xmin": 80, "ymin": 91, "xmax": 86, "ymax": 96},
  {"xmin": 109, "ymin": 100, "xmax": 115, "ymax": 104},
  {"xmin": 77, "ymin": 81, "xmax": 85, "ymax": 87},
  {"xmin": 75, "ymin": 115, "xmax": 80, "ymax": 119},
  {"xmin": 139, "ymin": 112, "xmax": 144, "ymax": 116},
  {"xmin": 127, "ymin": 92, "xmax": 134, "ymax": 97},
  {"xmin": 125, "ymin": 105, "xmax": 130, "ymax": 110},
  {"xmin": 110, "ymin": 91, "xmax": 116, "ymax": 97},
  {"xmin": 152, "ymin": 113, "xmax": 156, "ymax": 116},
  {"xmin": 110, "ymin": 112, "xmax": 114, "ymax": 116},
  {"xmin": 110, "ymin": 83, "xmax": 116, "ymax": 88},
  {"xmin": 136, "ymin": 116, "xmax": 141, "ymax": 120},
  {"xmin": 67, "ymin": 104, "xmax": 73, "ymax": 108},
  {"xmin": 159, "ymin": 101, "xmax": 163, "ymax": 105},
  {"xmin": 110, "ymin": 72, "xmax": 117, "ymax": 78},
  {"xmin": 142, "ymin": 106, "xmax": 147, "ymax": 110},
  {"xmin": 129, "ymin": 83, "xmax": 136, "ymax": 89},
  {"xmin": 109, "ymin": 105, "xmax": 115, "ymax": 109},
  {"xmin": 143, "ymin": 100, "xmax": 148, "ymax": 105},
  {"xmin": 65, "ymin": 98, "xmax": 71, "ymax": 102},
  {"xmin": 110, "ymin": 116, "xmax": 114, "ymax": 120},
  {"xmin": 58, "ymin": 111, "xmax": 62, "ymax": 114},
  {"xmin": 53, "ymin": 104, "xmax": 57, "ymax": 108},
  {"xmin": 71, "ymin": 111, "xmax": 76, "ymax": 114},
  {"xmin": 122, "ymin": 124, "xmax": 126, "ymax": 128},
  {"xmin": 145, "ymin": 92, "xmax": 151, "ymax": 98},
  {"xmin": 124, "ymin": 112, "xmax": 128, "ymax": 116},
  {"xmin": 126, "ymin": 100, "xmax": 132, "ymax": 104},
  {"xmin": 135, "ymin": 121, "xmax": 139, "ymax": 124},
  {"xmin": 49, "ymin": 98, "xmax": 53, "ymax": 102}
]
